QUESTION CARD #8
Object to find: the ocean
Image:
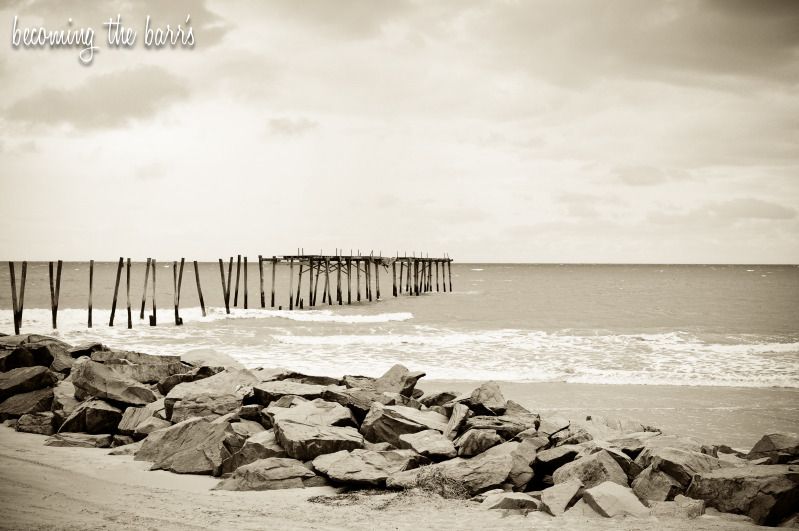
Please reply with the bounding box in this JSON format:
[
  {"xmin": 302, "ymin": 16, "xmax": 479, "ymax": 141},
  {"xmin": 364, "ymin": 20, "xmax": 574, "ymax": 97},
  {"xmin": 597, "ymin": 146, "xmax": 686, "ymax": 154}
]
[{"xmin": 1, "ymin": 262, "xmax": 797, "ymax": 387}]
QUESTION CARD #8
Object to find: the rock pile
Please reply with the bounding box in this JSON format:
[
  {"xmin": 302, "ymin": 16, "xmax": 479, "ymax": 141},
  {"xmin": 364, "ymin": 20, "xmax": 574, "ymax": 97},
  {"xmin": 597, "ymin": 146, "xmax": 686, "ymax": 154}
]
[{"xmin": 1, "ymin": 333, "xmax": 797, "ymax": 526}]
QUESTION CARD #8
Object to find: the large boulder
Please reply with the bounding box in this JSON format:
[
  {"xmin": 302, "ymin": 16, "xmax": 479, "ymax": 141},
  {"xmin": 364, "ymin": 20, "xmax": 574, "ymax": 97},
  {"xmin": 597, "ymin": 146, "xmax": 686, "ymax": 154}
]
[
  {"xmin": 582, "ymin": 481, "xmax": 650, "ymax": 518},
  {"xmin": 71, "ymin": 359, "xmax": 157, "ymax": 406},
  {"xmin": 747, "ymin": 433, "xmax": 799, "ymax": 464},
  {"xmin": 0, "ymin": 334, "xmax": 69, "ymax": 372},
  {"xmin": 685, "ymin": 464, "xmax": 799, "ymax": 526},
  {"xmin": 640, "ymin": 447, "xmax": 724, "ymax": 487},
  {"xmin": 213, "ymin": 457, "xmax": 321, "ymax": 490},
  {"xmin": 607, "ymin": 431, "xmax": 662, "ymax": 458},
  {"xmin": 273, "ymin": 418, "xmax": 364, "ymax": 461},
  {"xmin": 631, "ymin": 465, "xmax": 683, "ymax": 501},
  {"xmin": 180, "ymin": 348, "xmax": 244, "ymax": 369},
  {"xmin": 444, "ymin": 403, "xmax": 471, "ymax": 440},
  {"xmin": 419, "ymin": 390, "xmax": 458, "ymax": 408},
  {"xmin": 44, "ymin": 433, "xmax": 113, "ymax": 448},
  {"xmin": 51, "ymin": 380, "xmax": 79, "ymax": 416},
  {"xmin": 535, "ymin": 445, "xmax": 580, "ymax": 476},
  {"xmin": 90, "ymin": 350, "xmax": 181, "ymax": 366},
  {"xmin": 454, "ymin": 429, "xmax": 502, "ymax": 457},
  {"xmin": 387, "ymin": 451, "xmax": 515, "ymax": 496},
  {"xmin": 649, "ymin": 494, "xmax": 705, "ymax": 519},
  {"xmin": 464, "ymin": 415, "xmax": 539, "ymax": 439},
  {"xmin": 0, "ymin": 387, "xmax": 53, "ymax": 420},
  {"xmin": 634, "ymin": 435, "xmax": 708, "ymax": 466},
  {"xmin": 251, "ymin": 380, "xmax": 328, "ymax": 406},
  {"xmin": 321, "ymin": 387, "xmax": 394, "ymax": 422},
  {"xmin": 266, "ymin": 398, "xmax": 355, "ymax": 428},
  {"xmin": 467, "ymin": 382, "xmax": 506, "ymax": 415},
  {"xmin": 135, "ymin": 417, "xmax": 246, "ymax": 475},
  {"xmin": 481, "ymin": 492, "xmax": 539, "ymax": 511},
  {"xmin": 117, "ymin": 399, "xmax": 167, "ymax": 437},
  {"xmin": 552, "ymin": 449, "xmax": 628, "ymax": 489},
  {"xmin": 360, "ymin": 403, "xmax": 448, "ymax": 447},
  {"xmin": 220, "ymin": 430, "xmax": 287, "ymax": 475},
  {"xmin": 312, "ymin": 449, "xmax": 427, "ymax": 486},
  {"xmin": 16, "ymin": 411, "xmax": 56, "ymax": 435},
  {"xmin": 59, "ymin": 399, "xmax": 122, "ymax": 434},
  {"xmin": 371, "ymin": 364, "xmax": 425, "ymax": 397},
  {"xmin": 165, "ymin": 368, "xmax": 259, "ymax": 421},
  {"xmin": 0, "ymin": 366, "xmax": 58, "ymax": 402},
  {"xmin": 102, "ymin": 358, "xmax": 187, "ymax": 385},
  {"xmin": 541, "ymin": 479, "xmax": 584, "ymax": 515},
  {"xmin": 157, "ymin": 366, "xmax": 224, "ymax": 395},
  {"xmin": 398, "ymin": 429, "xmax": 457, "ymax": 460},
  {"xmin": 67, "ymin": 342, "xmax": 107, "ymax": 359}
]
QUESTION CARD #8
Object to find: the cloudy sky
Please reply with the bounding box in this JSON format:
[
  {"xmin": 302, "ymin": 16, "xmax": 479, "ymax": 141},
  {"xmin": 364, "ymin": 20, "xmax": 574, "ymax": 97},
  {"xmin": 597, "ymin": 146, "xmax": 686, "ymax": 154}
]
[{"xmin": 1, "ymin": 0, "xmax": 797, "ymax": 263}]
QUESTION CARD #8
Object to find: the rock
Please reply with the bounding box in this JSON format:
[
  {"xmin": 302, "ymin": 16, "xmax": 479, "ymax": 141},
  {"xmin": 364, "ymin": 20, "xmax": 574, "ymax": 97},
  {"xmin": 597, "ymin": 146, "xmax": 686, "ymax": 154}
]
[
  {"xmin": 649, "ymin": 494, "xmax": 705, "ymax": 519},
  {"xmin": 111, "ymin": 434, "xmax": 135, "ymax": 447},
  {"xmin": 0, "ymin": 366, "xmax": 58, "ymax": 402},
  {"xmin": 71, "ymin": 359, "xmax": 157, "ymax": 406},
  {"xmin": 0, "ymin": 387, "xmax": 53, "ymax": 420},
  {"xmin": 468, "ymin": 382, "xmax": 506, "ymax": 415},
  {"xmin": 551, "ymin": 427, "xmax": 594, "ymax": 447},
  {"xmin": 237, "ymin": 404, "xmax": 262, "ymax": 421},
  {"xmin": 454, "ymin": 429, "xmax": 502, "ymax": 457},
  {"xmin": 685, "ymin": 464, "xmax": 799, "ymax": 526},
  {"xmin": 157, "ymin": 366, "xmax": 224, "ymax": 395},
  {"xmin": 251, "ymin": 380, "xmax": 327, "ymax": 406},
  {"xmin": 45, "ymin": 433, "xmax": 113, "ymax": 448},
  {"xmin": 578, "ymin": 415, "xmax": 658, "ymax": 442},
  {"xmin": 372, "ymin": 364, "xmax": 425, "ymax": 397},
  {"xmin": 364, "ymin": 441, "xmax": 395, "ymax": 451},
  {"xmin": 535, "ymin": 445, "xmax": 580, "ymax": 476},
  {"xmin": 399, "ymin": 429, "xmax": 457, "ymax": 460},
  {"xmin": 419, "ymin": 390, "xmax": 458, "ymax": 408},
  {"xmin": 170, "ymin": 394, "xmax": 245, "ymax": 424},
  {"xmin": 135, "ymin": 417, "xmax": 246, "ymax": 475},
  {"xmin": 227, "ymin": 419, "xmax": 264, "ymax": 439},
  {"xmin": 102, "ymin": 358, "xmax": 191, "ymax": 385},
  {"xmin": 470, "ymin": 488, "xmax": 506, "ymax": 503},
  {"xmin": 91, "ymin": 349, "xmax": 181, "ymax": 365},
  {"xmin": 607, "ymin": 431, "xmax": 662, "ymax": 458},
  {"xmin": 220, "ymin": 430, "xmax": 287, "ymax": 475},
  {"xmin": 321, "ymin": 387, "xmax": 393, "ymax": 421},
  {"xmin": 108, "ymin": 440, "xmax": 143, "ymax": 456},
  {"xmin": 640, "ymin": 447, "xmax": 724, "ymax": 487},
  {"xmin": 51, "ymin": 380, "xmax": 79, "ymax": 416},
  {"xmin": 541, "ymin": 479, "xmax": 584, "ymax": 515},
  {"xmin": 266, "ymin": 398, "xmax": 355, "ymax": 428},
  {"xmin": 537, "ymin": 416, "xmax": 571, "ymax": 437},
  {"xmin": 342, "ymin": 374, "xmax": 375, "ymax": 389},
  {"xmin": 312, "ymin": 449, "xmax": 427, "ymax": 486},
  {"xmin": 213, "ymin": 457, "xmax": 320, "ymax": 490},
  {"xmin": 118, "ymin": 399, "xmax": 167, "ymax": 437},
  {"xmin": 59, "ymin": 399, "xmax": 122, "ymax": 434},
  {"xmin": 16, "ymin": 411, "xmax": 55, "ymax": 435},
  {"xmin": 635, "ymin": 435, "xmax": 707, "ymax": 466},
  {"xmin": 553, "ymin": 449, "xmax": 628, "ymax": 489},
  {"xmin": 747, "ymin": 433, "xmax": 799, "ymax": 464},
  {"xmin": 632, "ymin": 465, "xmax": 683, "ymax": 501},
  {"xmin": 360, "ymin": 403, "xmax": 448, "ymax": 447},
  {"xmin": 49, "ymin": 350, "xmax": 74, "ymax": 374},
  {"xmin": 274, "ymin": 371, "xmax": 342, "ymax": 387},
  {"xmin": 581, "ymin": 443, "xmax": 643, "ymax": 481},
  {"xmin": 165, "ymin": 368, "xmax": 259, "ymax": 421},
  {"xmin": 582, "ymin": 481, "xmax": 650, "ymax": 518},
  {"xmin": 387, "ymin": 451, "xmax": 515, "ymax": 496},
  {"xmin": 464, "ymin": 415, "xmax": 539, "ymax": 439},
  {"xmin": 67, "ymin": 342, "xmax": 107, "ymax": 358},
  {"xmin": 444, "ymin": 403, "xmax": 472, "ymax": 440},
  {"xmin": 180, "ymin": 348, "xmax": 244, "ymax": 369},
  {"xmin": 273, "ymin": 418, "xmax": 363, "ymax": 461},
  {"xmin": 481, "ymin": 440, "xmax": 537, "ymax": 490},
  {"xmin": 481, "ymin": 492, "xmax": 539, "ymax": 511},
  {"xmin": 0, "ymin": 334, "xmax": 69, "ymax": 371},
  {"xmin": 563, "ymin": 498, "xmax": 604, "ymax": 518}
]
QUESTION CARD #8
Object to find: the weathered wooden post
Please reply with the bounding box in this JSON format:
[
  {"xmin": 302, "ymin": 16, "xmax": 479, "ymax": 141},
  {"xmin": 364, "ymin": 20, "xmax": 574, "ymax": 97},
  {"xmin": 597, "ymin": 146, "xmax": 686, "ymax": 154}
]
[
  {"xmin": 313, "ymin": 259, "xmax": 321, "ymax": 306},
  {"xmin": 375, "ymin": 259, "xmax": 381, "ymax": 300},
  {"xmin": 295, "ymin": 261, "xmax": 303, "ymax": 308},
  {"xmin": 346, "ymin": 258, "xmax": 352, "ymax": 304},
  {"xmin": 365, "ymin": 259, "xmax": 372, "ymax": 302},
  {"xmin": 356, "ymin": 259, "xmax": 361, "ymax": 302},
  {"xmin": 243, "ymin": 256, "xmax": 248, "ymax": 309},
  {"xmin": 173, "ymin": 258, "xmax": 184, "ymax": 326},
  {"xmin": 150, "ymin": 259, "xmax": 158, "ymax": 326},
  {"xmin": 336, "ymin": 258, "xmax": 342, "ymax": 305},
  {"xmin": 448, "ymin": 259, "xmax": 453, "ymax": 291},
  {"xmin": 194, "ymin": 260, "xmax": 206, "ymax": 317},
  {"xmin": 218, "ymin": 258, "xmax": 230, "ymax": 314},
  {"xmin": 88, "ymin": 259, "xmax": 94, "ymax": 328},
  {"xmin": 324, "ymin": 258, "xmax": 332, "ymax": 306},
  {"xmin": 49, "ymin": 260, "xmax": 62, "ymax": 329},
  {"xmin": 392, "ymin": 260, "xmax": 397, "ymax": 297},
  {"xmin": 258, "ymin": 255, "xmax": 265, "ymax": 308},
  {"xmin": 308, "ymin": 258, "xmax": 315, "ymax": 307},
  {"xmin": 288, "ymin": 257, "xmax": 294, "ymax": 311},
  {"xmin": 109, "ymin": 257, "xmax": 123, "ymax": 326},
  {"xmin": 234, "ymin": 254, "xmax": 241, "ymax": 307},
  {"xmin": 436, "ymin": 261, "xmax": 440, "ymax": 292},
  {"xmin": 9, "ymin": 261, "xmax": 27, "ymax": 335},
  {"xmin": 140, "ymin": 257, "xmax": 151, "ymax": 319},
  {"xmin": 270, "ymin": 256, "xmax": 277, "ymax": 308},
  {"xmin": 126, "ymin": 258, "xmax": 132, "ymax": 329}
]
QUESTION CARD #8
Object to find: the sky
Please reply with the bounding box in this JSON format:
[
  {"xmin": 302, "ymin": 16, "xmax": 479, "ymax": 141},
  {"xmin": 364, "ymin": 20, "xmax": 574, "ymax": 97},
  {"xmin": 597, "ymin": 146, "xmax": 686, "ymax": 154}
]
[{"xmin": 0, "ymin": 0, "xmax": 797, "ymax": 263}]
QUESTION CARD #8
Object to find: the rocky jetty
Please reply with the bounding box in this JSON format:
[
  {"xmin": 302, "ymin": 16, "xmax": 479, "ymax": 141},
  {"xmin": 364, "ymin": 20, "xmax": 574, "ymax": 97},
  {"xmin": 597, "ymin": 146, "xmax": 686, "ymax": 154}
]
[{"xmin": 1, "ymin": 334, "xmax": 797, "ymax": 526}]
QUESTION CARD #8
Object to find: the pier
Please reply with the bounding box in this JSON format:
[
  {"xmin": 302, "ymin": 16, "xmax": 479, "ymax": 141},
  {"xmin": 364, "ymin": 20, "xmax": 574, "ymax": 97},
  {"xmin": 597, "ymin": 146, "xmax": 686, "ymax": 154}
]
[{"xmin": 5, "ymin": 252, "xmax": 453, "ymax": 334}]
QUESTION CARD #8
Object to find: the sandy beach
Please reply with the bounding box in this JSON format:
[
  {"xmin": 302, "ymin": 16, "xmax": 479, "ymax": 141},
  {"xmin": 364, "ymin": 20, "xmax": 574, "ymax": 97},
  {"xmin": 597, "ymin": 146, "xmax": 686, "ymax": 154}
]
[{"xmin": 0, "ymin": 426, "xmax": 764, "ymax": 531}]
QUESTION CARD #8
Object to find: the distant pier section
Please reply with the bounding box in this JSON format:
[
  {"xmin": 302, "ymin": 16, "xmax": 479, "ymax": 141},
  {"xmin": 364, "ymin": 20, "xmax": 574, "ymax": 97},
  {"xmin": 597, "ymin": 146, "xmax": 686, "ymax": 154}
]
[{"xmin": 6, "ymin": 252, "xmax": 453, "ymax": 334}]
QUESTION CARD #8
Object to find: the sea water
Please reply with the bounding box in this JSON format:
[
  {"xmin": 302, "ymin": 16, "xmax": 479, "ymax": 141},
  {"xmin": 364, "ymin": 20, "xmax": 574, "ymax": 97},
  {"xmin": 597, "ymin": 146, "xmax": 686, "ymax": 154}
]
[{"xmin": 0, "ymin": 262, "xmax": 797, "ymax": 387}]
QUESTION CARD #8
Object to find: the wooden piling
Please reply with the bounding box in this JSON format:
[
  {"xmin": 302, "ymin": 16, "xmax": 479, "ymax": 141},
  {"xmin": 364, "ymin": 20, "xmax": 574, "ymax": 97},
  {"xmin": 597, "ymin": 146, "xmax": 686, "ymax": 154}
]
[
  {"xmin": 436, "ymin": 261, "xmax": 440, "ymax": 292},
  {"xmin": 109, "ymin": 257, "xmax": 123, "ymax": 326},
  {"xmin": 336, "ymin": 258, "xmax": 342, "ymax": 305},
  {"xmin": 448, "ymin": 259, "xmax": 453, "ymax": 291},
  {"xmin": 9, "ymin": 262, "xmax": 26, "ymax": 335},
  {"xmin": 288, "ymin": 258, "xmax": 294, "ymax": 311},
  {"xmin": 194, "ymin": 260, "xmax": 206, "ymax": 317},
  {"xmin": 325, "ymin": 258, "xmax": 332, "ymax": 306},
  {"xmin": 243, "ymin": 256, "xmax": 248, "ymax": 310},
  {"xmin": 375, "ymin": 259, "xmax": 381, "ymax": 300},
  {"xmin": 367, "ymin": 259, "xmax": 373, "ymax": 302},
  {"xmin": 218, "ymin": 258, "xmax": 230, "ymax": 314},
  {"xmin": 150, "ymin": 259, "xmax": 157, "ymax": 326},
  {"xmin": 173, "ymin": 259, "xmax": 184, "ymax": 326},
  {"xmin": 258, "ymin": 255, "xmax": 265, "ymax": 308},
  {"xmin": 308, "ymin": 258, "xmax": 315, "ymax": 307},
  {"xmin": 88, "ymin": 260, "xmax": 94, "ymax": 328},
  {"xmin": 234, "ymin": 254, "xmax": 241, "ymax": 307},
  {"xmin": 313, "ymin": 259, "xmax": 321, "ymax": 306},
  {"xmin": 126, "ymin": 258, "xmax": 132, "ymax": 329},
  {"xmin": 392, "ymin": 261, "xmax": 397, "ymax": 297},
  {"xmin": 48, "ymin": 260, "xmax": 62, "ymax": 329},
  {"xmin": 347, "ymin": 258, "xmax": 352, "ymax": 304},
  {"xmin": 270, "ymin": 256, "xmax": 276, "ymax": 308},
  {"xmin": 295, "ymin": 261, "xmax": 303, "ymax": 308},
  {"xmin": 140, "ymin": 257, "xmax": 151, "ymax": 319},
  {"xmin": 356, "ymin": 259, "xmax": 361, "ymax": 301}
]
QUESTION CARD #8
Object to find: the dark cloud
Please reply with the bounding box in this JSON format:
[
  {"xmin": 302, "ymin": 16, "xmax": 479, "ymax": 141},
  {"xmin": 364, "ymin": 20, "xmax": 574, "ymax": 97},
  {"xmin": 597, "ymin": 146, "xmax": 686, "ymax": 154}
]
[
  {"xmin": 5, "ymin": 65, "xmax": 189, "ymax": 129},
  {"xmin": 268, "ymin": 117, "xmax": 318, "ymax": 136}
]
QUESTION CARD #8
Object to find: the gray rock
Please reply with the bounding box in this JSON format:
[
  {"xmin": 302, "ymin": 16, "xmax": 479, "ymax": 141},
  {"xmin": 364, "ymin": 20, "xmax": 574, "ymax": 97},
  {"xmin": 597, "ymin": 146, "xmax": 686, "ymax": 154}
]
[
  {"xmin": 553, "ymin": 449, "xmax": 628, "ymax": 489},
  {"xmin": 580, "ymin": 443, "xmax": 643, "ymax": 481},
  {"xmin": 747, "ymin": 433, "xmax": 799, "ymax": 464},
  {"xmin": 0, "ymin": 334, "xmax": 68, "ymax": 371},
  {"xmin": 537, "ymin": 416, "xmax": 571, "ymax": 437},
  {"xmin": 179, "ymin": 349, "xmax": 244, "ymax": 369},
  {"xmin": 135, "ymin": 417, "xmax": 172, "ymax": 437},
  {"xmin": 16, "ymin": 411, "xmax": 55, "ymax": 435},
  {"xmin": 321, "ymin": 387, "xmax": 392, "ymax": 421},
  {"xmin": 71, "ymin": 359, "xmax": 157, "ymax": 406},
  {"xmin": 67, "ymin": 342, "xmax": 107, "ymax": 358},
  {"xmin": 635, "ymin": 435, "xmax": 707, "ymax": 466},
  {"xmin": 51, "ymin": 380, "xmax": 79, "ymax": 416},
  {"xmin": 0, "ymin": 366, "xmax": 57, "ymax": 402},
  {"xmin": 360, "ymin": 403, "xmax": 448, "ymax": 447},
  {"xmin": 213, "ymin": 457, "xmax": 320, "ymax": 490},
  {"xmin": 464, "ymin": 415, "xmax": 539, "ymax": 439},
  {"xmin": 274, "ymin": 418, "xmax": 364, "ymax": 461},
  {"xmin": 419, "ymin": 390, "xmax": 458, "ymax": 408},
  {"xmin": 251, "ymin": 380, "xmax": 327, "ymax": 406},
  {"xmin": 0, "ymin": 387, "xmax": 53, "ymax": 420},
  {"xmin": 398, "ymin": 429, "xmax": 457, "ymax": 460},
  {"xmin": 157, "ymin": 366, "xmax": 224, "ymax": 395},
  {"xmin": 135, "ymin": 417, "xmax": 246, "ymax": 475},
  {"xmin": 372, "ymin": 364, "xmax": 426, "ymax": 397},
  {"xmin": 649, "ymin": 494, "xmax": 705, "ymax": 519},
  {"xmin": 118, "ymin": 399, "xmax": 167, "ymax": 436},
  {"xmin": 312, "ymin": 448, "xmax": 427, "ymax": 486},
  {"xmin": 607, "ymin": 431, "xmax": 662, "ymax": 458},
  {"xmin": 481, "ymin": 492, "xmax": 539, "ymax": 511},
  {"xmin": 266, "ymin": 398, "xmax": 355, "ymax": 428},
  {"xmin": 481, "ymin": 440, "xmax": 537, "ymax": 490},
  {"xmin": 685, "ymin": 464, "xmax": 799, "ymax": 526},
  {"xmin": 59, "ymin": 399, "xmax": 122, "ymax": 434},
  {"xmin": 387, "ymin": 451, "xmax": 515, "ymax": 496},
  {"xmin": 444, "ymin": 402, "xmax": 471, "ymax": 440},
  {"xmin": 111, "ymin": 434, "xmax": 135, "ymax": 447},
  {"xmin": 45, "ymin": 432, "xmax": 113, "ymax": 448},
  {"xmin": 108, "ymin": 440, "xmax": 143, "ymax": 456},
  {"xmin": 220, "ymin": 429, "xmax": 287, "ymax": 475},
  {"xmin": 90, "ymin": 350, "xmax": 181, "ymax": 365},
  {"xmin": 541, "ymin": 479, "xmax": 584, "ymax": 515},
  {"xmin": 582, "ymin": 481, "xmax": 650, "ymax": 518},
  {"xmin": 454, "ymin": 429, "xmax": 502, "ymax": 457},
  {"xmin": 170, "ymin": 394, "xmax": 245, "ymax": 424},
  {"xmin": 551, "ymin": 426, "xmax": 593, "ymax": 447},
  {"xmin": 468, "ymin": 382, "xmax": 506, "ymax": 415},
  {"xmin": 165, "ymin": 368, "xmax": 259, "ymax": 421},
  {"xmin": 535, "ymin": 444, "xmax": 580, "ymax": 475},
  {"xmin": 640, "ymin": 447, "xmax": 724, "ymax": 487},
  {"xmin": 632, "ymin": 464, "xmax": 683, "ymax": 501}
]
